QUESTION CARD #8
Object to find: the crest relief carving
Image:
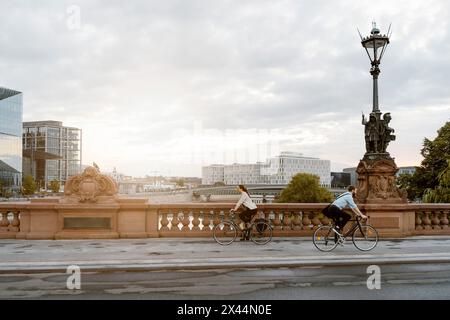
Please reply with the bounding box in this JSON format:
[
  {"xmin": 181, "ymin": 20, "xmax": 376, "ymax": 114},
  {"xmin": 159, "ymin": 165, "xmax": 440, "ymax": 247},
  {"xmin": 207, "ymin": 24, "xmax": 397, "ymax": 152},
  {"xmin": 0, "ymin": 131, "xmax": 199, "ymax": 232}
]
[
  {"xmin": 356, "ymin": 158, "xmax": 407, "ymax": 204},
  {"xmin": 63, "ymin": 166, "xmax": 118, "ymax": 203}
]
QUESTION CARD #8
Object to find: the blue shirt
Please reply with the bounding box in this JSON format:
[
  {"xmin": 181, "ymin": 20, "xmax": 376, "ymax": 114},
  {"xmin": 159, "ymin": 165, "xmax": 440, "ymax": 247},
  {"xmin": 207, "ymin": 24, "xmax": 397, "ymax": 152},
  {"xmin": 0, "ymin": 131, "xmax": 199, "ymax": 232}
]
[{"xmin": 332, "ymin": 192, "xmax": 357, "ymax": 209}]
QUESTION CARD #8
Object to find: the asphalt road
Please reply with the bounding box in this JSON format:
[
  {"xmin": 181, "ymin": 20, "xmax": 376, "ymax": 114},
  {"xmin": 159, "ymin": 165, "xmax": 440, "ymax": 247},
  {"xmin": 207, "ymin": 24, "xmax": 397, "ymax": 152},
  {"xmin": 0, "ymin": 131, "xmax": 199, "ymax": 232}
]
[{"xmin": 2, "ymin": 262, "xmax": 450, "ymax": 300}]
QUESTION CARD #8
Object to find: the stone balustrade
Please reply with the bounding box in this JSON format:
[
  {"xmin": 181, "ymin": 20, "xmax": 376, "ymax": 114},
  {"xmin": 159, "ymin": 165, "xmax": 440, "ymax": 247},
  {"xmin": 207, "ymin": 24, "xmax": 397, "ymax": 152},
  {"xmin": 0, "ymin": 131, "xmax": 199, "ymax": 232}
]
[
  {"xmin": 0, "ymin": 201, "xmax": 450, "ymax": 239},
  {"xmin": 413, "ymin": 204, "xmax": 450, "ymax": 234}
]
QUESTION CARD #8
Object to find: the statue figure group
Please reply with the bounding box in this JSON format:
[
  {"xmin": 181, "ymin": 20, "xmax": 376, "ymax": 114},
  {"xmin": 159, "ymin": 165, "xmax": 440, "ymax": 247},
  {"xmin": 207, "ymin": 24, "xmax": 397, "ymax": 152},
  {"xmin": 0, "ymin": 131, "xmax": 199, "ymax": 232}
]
[{"xmin": 362, "ymin": 112, "xmax": 396, "ymax": 154}]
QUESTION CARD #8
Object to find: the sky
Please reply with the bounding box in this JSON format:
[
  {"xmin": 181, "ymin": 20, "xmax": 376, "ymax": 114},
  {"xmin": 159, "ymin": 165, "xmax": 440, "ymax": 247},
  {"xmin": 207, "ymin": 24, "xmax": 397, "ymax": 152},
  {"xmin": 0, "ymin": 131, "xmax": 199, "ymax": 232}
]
[{"xmin": 1, "ymin": 0, "xmax": 450, "ymax": 177}]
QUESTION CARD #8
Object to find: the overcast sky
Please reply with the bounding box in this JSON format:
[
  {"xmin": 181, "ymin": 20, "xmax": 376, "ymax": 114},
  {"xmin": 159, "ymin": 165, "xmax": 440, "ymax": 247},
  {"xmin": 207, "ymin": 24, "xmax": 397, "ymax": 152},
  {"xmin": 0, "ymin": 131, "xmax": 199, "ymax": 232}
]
[{"xmin": 1, "ymin": 0, "xmax": 450, "ymax": 177}]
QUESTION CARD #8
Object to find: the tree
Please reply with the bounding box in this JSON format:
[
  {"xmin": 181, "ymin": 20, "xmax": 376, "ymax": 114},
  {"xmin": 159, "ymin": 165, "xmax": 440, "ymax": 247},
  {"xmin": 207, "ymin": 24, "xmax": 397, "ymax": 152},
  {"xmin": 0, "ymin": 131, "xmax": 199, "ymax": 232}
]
[
  {"xmin": 396, "ymin": 173, "xmax": 421, "ymax": 201},
  {"xmin": 406, "ymin": 121, "xmax": 450, "ymax": 200},
  {"xmin": 49, "ymin": 180, "xmax": 60, "ymax": 193},
  {"xmin": 175, "ymin": 179, "xmax": 185, "ymax": 188},
  {"xmin": 423, "ymin": 160, "xmax": 450, "ymax": 203},
  {"xmin": 213, "ymin": 181, "xmax": 226, "ymax": 187},
  {"xmin": 277, "ymin": 173, "xmax": 333, "ymax": 203},
  {"xmin": 22, "ymin": 175, "xmax": 37, "ymax": 196}
]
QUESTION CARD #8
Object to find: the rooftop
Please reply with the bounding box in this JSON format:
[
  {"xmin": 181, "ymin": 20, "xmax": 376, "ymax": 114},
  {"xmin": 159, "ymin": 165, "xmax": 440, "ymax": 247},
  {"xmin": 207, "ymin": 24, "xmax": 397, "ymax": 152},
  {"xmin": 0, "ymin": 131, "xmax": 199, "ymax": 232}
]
[{"xmin": 0, "ymin": 87, "xmax": 21, "ymax": 101}]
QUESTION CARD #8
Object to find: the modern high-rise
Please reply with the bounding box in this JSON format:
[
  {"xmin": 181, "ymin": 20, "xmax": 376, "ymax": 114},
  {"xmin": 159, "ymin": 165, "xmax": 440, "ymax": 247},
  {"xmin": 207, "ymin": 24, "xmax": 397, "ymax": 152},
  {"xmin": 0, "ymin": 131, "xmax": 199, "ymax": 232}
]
[
  {"xmin": 22, "ymin": 121, "xmax": 82, "ymax": 190},
  {"xmin": 0, "ymin": 87, "xmax": 23, "ymax": 191},
  {"xmin": 202, "ymin": 152, "xmax": 331, "ymax": 187}
]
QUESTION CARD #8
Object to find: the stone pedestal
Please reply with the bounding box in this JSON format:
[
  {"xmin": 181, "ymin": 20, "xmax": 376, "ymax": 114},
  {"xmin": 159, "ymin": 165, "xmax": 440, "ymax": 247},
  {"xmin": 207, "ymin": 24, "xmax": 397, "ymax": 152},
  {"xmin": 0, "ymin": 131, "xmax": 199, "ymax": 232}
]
[{"xmin": 356, "ymin": 154, "xmax": 408, "ymax": 204}]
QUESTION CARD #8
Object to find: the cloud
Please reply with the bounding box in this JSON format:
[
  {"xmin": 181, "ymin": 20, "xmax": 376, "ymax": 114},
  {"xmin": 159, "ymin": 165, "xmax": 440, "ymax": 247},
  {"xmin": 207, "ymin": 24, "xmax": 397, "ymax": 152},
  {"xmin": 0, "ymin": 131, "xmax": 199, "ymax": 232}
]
[{"xmin": 1, "ymin": 0, "xmax": 449, "ymax": 176}]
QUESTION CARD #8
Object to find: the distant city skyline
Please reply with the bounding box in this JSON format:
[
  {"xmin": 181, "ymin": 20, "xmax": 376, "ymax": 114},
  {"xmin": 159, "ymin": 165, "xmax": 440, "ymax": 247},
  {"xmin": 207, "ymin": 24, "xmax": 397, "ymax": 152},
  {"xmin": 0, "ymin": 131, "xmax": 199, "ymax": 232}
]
[{"xmin": 3, "ymin": 1, "xmax": 450, "ymax": 177}]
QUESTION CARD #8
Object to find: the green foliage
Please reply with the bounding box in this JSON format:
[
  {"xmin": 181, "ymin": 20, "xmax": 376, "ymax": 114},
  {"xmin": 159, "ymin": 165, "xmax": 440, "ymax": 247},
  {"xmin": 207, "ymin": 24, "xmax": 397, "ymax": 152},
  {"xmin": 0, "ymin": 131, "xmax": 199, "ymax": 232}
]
[
  {"xmin": 404, "ymin": 121, "xmax": 450, "ymax": 201},
  {"xmin": 22, "ymin": 175, "xmax": 37, "ymax": 196},
  {"xmin": 277, "ymin": 173, "xmax": 333, "ymax": 203},
  {"xmin": 213, "ymin": 181, "xmax": 226, "ymax": 187},
  {"xmin": 423, "ymin": 160, "xmax": 450, "ymax": 203},
  {"xmin": 175, "ymin": 179, "xmax": 185, "ymax": 187},
  {"xmin": 49, "ymin": 180, "xmax": 60, "ymax": 193}
]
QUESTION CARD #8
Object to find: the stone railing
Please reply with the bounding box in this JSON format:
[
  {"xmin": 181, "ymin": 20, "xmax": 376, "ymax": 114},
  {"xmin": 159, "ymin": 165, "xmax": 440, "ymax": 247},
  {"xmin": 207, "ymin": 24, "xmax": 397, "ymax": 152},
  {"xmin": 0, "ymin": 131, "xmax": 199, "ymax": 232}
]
[
  {"xmin": 156, "ymin": 203, "xmax": 328, "ymax": 237},
  {"xmin": 0, "ymin": 201, "xmax": 450, "ymax": 239},
  {"xmin": 412, "ymin": 204, "xmax": 450, "ymax": 235}
]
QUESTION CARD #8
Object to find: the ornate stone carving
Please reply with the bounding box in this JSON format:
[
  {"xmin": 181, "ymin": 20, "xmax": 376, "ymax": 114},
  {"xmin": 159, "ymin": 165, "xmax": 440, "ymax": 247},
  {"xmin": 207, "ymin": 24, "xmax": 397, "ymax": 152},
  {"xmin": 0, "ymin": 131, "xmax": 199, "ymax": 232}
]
[
  {"xmin": 356, "ymin": 158, "xmax": 407, "ymax": 204},
  {"xmin": 64, "ymin": 166, "xmax": 118, "ymax": 203}
]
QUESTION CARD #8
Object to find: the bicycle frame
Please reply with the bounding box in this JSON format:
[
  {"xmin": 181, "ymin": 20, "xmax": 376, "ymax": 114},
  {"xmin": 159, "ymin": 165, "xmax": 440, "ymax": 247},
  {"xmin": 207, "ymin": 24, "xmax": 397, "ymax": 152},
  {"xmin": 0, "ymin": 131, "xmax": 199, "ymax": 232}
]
[{"xmin": 332, "ymin": 216, "xmax": 369, "ymax": 238}]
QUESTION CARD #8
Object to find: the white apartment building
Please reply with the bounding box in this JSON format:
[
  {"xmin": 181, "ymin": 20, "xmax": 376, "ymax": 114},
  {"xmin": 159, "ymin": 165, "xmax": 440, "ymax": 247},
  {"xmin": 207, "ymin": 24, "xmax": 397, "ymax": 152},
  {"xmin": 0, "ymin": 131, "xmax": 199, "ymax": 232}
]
[
  {"xmin": 202, "ymin": 152, "xmax": 331, "ymax": 187},
  {"xmin": 201, "ymin": 165, "xmax": 224, "ymax": 185},
  {"xmin": 224, "ymin": 163, "xmax": 269, "ymax": 185}
]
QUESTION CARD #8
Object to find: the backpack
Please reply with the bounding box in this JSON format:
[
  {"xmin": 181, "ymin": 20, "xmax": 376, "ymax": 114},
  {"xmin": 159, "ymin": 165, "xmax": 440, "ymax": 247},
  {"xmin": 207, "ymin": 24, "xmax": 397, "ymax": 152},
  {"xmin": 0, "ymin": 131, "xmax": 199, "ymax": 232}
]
[{"xmin": 321, "ymin": 193, "xmax": 347, "ymax": 218}]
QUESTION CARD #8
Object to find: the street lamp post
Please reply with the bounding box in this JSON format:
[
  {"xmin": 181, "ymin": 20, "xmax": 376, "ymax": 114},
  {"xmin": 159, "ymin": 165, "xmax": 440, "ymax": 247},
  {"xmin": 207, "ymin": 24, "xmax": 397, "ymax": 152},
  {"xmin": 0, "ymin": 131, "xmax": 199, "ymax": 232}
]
[{"xmin": 355, "ymin": 22, "xmax": 407, "ymax": 204}]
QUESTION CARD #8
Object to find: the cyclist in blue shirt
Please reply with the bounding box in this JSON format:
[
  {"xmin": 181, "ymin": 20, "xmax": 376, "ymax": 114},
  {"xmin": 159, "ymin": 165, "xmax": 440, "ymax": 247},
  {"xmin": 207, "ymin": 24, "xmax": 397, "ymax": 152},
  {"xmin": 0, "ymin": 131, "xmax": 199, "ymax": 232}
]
[{"xmin": 329, "ymin": 185, "xmax": 367, "ymax": 232}]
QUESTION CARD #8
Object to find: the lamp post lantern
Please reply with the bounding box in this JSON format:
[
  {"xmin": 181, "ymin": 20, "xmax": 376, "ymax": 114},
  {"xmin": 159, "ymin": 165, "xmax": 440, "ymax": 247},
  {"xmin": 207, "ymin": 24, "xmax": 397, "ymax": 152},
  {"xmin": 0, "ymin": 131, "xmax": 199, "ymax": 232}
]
[{"xmin": 360, "ymin": 22, "xmax": 390, "ymax": 113}]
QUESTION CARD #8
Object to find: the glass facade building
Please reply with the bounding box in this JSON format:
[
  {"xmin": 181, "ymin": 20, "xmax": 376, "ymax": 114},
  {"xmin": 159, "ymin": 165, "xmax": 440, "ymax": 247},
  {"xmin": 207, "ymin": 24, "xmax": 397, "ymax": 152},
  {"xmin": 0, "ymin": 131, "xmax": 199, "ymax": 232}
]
[
  {"xmin": 0, "ymin": 87, "xmax": 23, "ymax": 191},
  {"xmin": 23, "ymin": 121, "xmax": 82, "ymax": 190}
]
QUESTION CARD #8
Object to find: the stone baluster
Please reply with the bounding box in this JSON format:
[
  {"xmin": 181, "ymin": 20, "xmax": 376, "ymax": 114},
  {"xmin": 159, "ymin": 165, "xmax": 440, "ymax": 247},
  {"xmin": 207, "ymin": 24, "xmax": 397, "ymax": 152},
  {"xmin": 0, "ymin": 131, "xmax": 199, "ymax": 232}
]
[
  {"xmin": 160, "ymin": 210, "xmax": 170, "ymax": 231},
  {"xmin": 415, "ymin": 211, "xmax": 423, "ymax": 230},
  {"xmin": 311, "ymin": 211, "xmax": 321, "ymax": 228},
  {"xmin": 422, "ymin": 211, "xmax": 432, "ymax": 230},
  {"xmin": 302, "ymin": 211, "xmax": 312, "ymax": 230},
  {"xmin": 0, "ymin": 212, "xmax": 10, "ymax": 232},
  {"xmin": 181, "ymin": 210, "xmax": 190, "ymax": 232},
  {"xmin": 9, "ymin": 211, "xmax": 20, "ymax": 232},
  {"xmin": 440, "ymin": 210, "xmax": 449, "ymax": 229},
  {"xmin": 292, "ymin": 211, "xmax": 302, "ymax": 230},
  {"xmin": 202, "ymin": 210, "xmax": 212, "ymax": 232},
  {"xmin": 272, "ymin": 210, "xmax": 282, "ymax": 230},
  {"xmin": 432, "ymin": 211, "xmax": 441, "ymax": 230},
  {"xmin": 282, "ymin": 211, "xmax": 292, "ymax": 230},
  {"xmin": 191, "ymin": 210, "xmax": 201, "ymax": 232}
]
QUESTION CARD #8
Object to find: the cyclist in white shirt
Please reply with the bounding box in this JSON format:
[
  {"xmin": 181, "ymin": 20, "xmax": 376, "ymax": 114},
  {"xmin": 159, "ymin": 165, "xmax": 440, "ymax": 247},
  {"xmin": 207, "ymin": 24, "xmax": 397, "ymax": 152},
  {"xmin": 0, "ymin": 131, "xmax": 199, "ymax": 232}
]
[{"xmin": 230, "ymin": 185, "xmax": 258, "ymax": 240}]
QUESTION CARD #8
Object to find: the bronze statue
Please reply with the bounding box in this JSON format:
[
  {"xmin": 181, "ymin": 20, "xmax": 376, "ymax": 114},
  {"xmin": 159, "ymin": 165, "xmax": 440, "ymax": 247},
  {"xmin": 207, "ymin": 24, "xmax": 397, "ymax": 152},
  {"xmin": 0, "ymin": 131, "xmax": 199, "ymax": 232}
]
[{"xmin": 362, "ymin": 111, "xmax": 396, "ymax": 155}]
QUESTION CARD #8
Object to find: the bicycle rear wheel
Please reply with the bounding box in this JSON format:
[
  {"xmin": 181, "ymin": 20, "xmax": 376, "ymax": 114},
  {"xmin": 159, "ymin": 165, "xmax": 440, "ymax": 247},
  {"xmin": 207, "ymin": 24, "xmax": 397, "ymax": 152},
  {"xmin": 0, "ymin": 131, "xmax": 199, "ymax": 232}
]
[
  {"xmin": 352, "ymin": 225, "xmax": 378, "ymax": 251},
  {"xmin": 250, "ymin": 221, "xmax": 272, "ymax": 245},
  {"xmin": 313, "ymin": 225, "xmax": 339, "ymax": 252},
  {"xmin": 213, "ymin": 221, "xmax": 237, "ymax": 245}
]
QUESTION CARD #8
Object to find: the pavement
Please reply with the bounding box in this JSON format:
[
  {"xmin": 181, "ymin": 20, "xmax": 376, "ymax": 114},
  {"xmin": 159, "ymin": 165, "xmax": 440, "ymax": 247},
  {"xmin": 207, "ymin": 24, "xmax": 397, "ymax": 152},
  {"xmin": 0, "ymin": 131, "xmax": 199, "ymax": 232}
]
[{"xmin": 2, "ymin": 236, "xmax": 450, "ymax": 273}]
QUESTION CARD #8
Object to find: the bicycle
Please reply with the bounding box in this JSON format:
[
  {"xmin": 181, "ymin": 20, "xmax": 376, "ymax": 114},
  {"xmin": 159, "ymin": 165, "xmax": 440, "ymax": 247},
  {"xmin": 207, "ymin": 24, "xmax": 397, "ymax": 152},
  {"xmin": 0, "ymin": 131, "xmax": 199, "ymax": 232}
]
[
  {"xmin": 313, "ymin": 215, "xmax": 378, "ymax": 252},
  {"xmin": 213, "ymin": 210, "xmax": 273, "ymax": 245}
]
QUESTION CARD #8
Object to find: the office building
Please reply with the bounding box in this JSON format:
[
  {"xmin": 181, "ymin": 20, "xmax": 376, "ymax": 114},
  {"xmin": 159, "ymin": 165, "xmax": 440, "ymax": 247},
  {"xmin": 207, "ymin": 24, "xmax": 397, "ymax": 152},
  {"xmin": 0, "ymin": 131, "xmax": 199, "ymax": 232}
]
[
  {"xmin": 23, "ymin": 121, "xmax": 82, "ymax": 190},
  {"xmin": 0, "ymin": 87, "xmax": 23, "ymax": 191},
  {"xmin": 262, "ymin": 152, "xmax": 331, "ymax": 186},
  {"xmin": 201, "ymin": 165, "xmax": 224, "ymax": 185},
  {"xmin": 331, "ymin": 172, "xmax": 351, "ymax": 188},
  {"xmin": 202, "ymin": 152, "xmax": 331, "ymax": 187},
  {"xmin": 224, "ymin": 162, "xmax": 269, "ymax": 185}
]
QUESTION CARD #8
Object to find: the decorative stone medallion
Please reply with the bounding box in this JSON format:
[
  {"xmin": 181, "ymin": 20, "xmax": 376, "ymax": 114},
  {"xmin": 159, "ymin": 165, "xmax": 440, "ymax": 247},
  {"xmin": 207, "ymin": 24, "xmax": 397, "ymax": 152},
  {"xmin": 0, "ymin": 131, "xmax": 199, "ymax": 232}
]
[{"xmin": 64, "ymin": 166, "xmax": 118, "ymax": 203}]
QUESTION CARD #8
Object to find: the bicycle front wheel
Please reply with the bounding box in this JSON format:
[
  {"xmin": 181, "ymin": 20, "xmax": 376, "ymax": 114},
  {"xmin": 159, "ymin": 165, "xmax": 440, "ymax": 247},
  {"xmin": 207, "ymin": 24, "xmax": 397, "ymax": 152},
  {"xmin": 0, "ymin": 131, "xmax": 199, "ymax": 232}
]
[
  {"xmin": 250, "ymin": 221, "xmax": 273, "ymax": 245},
  {"xmin": 213, "ymin": 221, "xmax": 237, "ymax": 245},
  {"xmin": 313, "ymin": 225, "xmax": 339, "ymax": 252},
  {"xmin": 352, "ymin": 225, "xmax": 378, "ymax": 251}
]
